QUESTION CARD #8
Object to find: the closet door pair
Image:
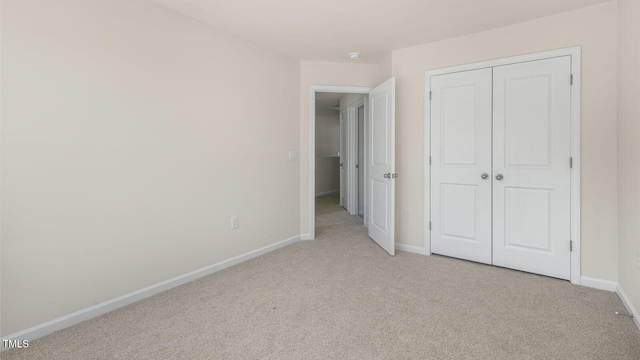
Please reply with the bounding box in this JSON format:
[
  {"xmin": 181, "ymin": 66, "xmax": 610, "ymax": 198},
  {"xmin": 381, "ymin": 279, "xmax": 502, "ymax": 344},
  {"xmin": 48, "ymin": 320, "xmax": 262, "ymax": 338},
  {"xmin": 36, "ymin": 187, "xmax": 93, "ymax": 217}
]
[{"xmin": 430, "ymin": 57, "xmax": 572, "ymax": 280}]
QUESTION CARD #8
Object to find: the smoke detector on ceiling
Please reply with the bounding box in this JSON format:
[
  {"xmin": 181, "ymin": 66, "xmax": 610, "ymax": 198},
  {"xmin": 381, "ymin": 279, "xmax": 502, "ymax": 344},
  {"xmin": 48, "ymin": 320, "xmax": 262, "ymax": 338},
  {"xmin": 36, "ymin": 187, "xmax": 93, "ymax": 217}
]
[{"xmin": 348, "ymin": 52, "xmax": 361, "ymax": 61}]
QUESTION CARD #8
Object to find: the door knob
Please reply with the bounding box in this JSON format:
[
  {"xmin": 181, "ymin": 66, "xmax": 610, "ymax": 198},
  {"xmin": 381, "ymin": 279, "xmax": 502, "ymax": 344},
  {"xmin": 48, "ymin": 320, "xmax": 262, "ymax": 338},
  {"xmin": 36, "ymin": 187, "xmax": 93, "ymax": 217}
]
[
  {"xmin": 384, "ymin": 173, "xmax": 390, "ymax": 179},
  {"xmin": 495, "ymin": 174, "xmax": 504, "ymax": 181},
  {"xmin": 481, "ymin": 173, "xmax": 489, "ymax": 180}
]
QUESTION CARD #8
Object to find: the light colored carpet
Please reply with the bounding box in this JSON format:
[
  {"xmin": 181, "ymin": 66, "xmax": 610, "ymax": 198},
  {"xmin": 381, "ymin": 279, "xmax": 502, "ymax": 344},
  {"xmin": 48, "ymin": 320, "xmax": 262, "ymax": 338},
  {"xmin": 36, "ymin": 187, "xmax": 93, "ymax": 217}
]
[{"xmin": 4, "ymin": 194, "xmax": 640, "ymax": 359}]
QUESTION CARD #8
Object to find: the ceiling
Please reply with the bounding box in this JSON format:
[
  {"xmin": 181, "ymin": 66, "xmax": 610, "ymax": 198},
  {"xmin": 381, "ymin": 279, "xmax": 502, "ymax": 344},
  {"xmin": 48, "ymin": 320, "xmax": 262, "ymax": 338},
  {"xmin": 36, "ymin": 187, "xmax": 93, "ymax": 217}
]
[
  {"xmin": 315, "ymin": 93, "xmax": 342, "ymax": 115},
  {"xmin": 149, "ymin": 0, "xmax": 610, "ymax": 63}
]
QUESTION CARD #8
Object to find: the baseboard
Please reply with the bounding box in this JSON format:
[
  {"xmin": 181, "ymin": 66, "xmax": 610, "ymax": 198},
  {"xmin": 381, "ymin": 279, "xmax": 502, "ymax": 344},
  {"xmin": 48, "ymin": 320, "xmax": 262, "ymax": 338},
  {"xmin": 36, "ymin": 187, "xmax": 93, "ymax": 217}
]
[
  {"xmin": 300, "ymin": 234, "xmax": 314, "ymax": 240},
  {"xmin": 616, "ymin": 284, "xmax": 640, "ymax": 332},
  {"xmin": 315, "ymin": 190, "xmax": 339, "ymax": 197},
  {"xmin": 1, "ymin": 234, "xmax": 303, "ymax": 351},
  {"xmin": 580, "ymin": 276, "xmax": 617, "ymax": 292},
  {"xmin": 395, "ymin": 243, "xmax": 427, "ymax": 255}
]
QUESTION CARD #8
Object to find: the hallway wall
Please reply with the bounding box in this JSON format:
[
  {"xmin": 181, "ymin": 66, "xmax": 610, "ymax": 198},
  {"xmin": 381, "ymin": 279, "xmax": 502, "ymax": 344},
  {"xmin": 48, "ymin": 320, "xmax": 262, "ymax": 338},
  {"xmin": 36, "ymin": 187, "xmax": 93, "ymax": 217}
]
[{"xmin": 316, "ymin": 114, "xmax": 341, "ymax": 195}]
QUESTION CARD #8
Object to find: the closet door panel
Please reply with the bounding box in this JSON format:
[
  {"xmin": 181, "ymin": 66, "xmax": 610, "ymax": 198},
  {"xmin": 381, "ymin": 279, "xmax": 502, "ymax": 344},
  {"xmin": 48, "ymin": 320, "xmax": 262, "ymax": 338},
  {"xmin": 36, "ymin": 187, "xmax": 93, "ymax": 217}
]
[
  {"xmin": 492, "ymin": 56, "xmax": 572, "ymax": 280},
  {"xmin": 431, "ymin": 69, "xmax": 493, "ymax": 264}
]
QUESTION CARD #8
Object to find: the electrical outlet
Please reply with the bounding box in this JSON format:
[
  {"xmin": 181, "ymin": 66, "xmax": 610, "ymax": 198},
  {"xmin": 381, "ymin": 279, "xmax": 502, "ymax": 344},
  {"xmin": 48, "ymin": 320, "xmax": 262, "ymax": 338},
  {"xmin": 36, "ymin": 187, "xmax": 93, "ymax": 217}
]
[
  {"xmin": 231, "ymin": 216, "xmax": 239, "ymax": 229},
  {"xmin": 405, "ymin": 209, "xmax": 411, "ymax": 220},
  {"xmin": 288, "ymin": 150, "xmax": 297, "ymax": 161}
]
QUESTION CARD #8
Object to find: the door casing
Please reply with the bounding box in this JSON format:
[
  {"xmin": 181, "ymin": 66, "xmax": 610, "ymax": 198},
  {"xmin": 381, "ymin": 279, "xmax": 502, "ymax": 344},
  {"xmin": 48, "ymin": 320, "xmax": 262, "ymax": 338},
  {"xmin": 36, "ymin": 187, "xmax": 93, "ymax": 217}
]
[
  {"xmin": 340, "ymin": 108, "xmax": 349, "ymax": 209},
  {"xmin": 425, "ymin": 46, "xmax": 582, "ymax": 284},
  {"xmin": 306, "ymin": 86, "xmax": 371, "ymax": 241},
  {"xmin": 348, "ymin": 97, "xmax": 366, "ymax": 216}
]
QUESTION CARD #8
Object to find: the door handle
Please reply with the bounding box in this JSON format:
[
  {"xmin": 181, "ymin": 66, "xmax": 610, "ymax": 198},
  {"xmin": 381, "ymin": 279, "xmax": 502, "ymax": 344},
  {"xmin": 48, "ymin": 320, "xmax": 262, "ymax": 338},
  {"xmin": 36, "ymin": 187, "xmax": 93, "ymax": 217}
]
[
  {"xmin": 495, "ymin": 174, "xmax": 504, "ymax": 181},
  {"xmin": 481, "ymin": 173, "xmax": 489, "ymax": 180},
  {"xmin": 384, "ymin": 173, "xmax": 391, "ymax": 179}
]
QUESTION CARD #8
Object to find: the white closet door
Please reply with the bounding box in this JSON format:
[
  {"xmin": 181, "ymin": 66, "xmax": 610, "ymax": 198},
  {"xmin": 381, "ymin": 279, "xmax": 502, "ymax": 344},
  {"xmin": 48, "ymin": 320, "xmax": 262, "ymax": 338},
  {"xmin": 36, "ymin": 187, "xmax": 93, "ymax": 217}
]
[
  {"xmin": 431, "ymin": 69, "xmax": 493, "ymax": 264},
  {"xmin": 492, "ymin": 57, "xmax": 572, "ymax": 280}
]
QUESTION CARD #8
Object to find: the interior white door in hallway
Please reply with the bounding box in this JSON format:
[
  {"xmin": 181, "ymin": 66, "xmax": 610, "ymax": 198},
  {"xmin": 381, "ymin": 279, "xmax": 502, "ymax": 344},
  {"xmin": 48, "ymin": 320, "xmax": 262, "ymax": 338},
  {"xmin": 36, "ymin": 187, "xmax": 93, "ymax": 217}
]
[
  {"xmin": 430, "ymin": 56, "xmax": 572, "ymax": 280},
  {"xmin": 340, "ymin": 109, "xmax": 348, "ymax": 209},
  {"xmin": 368, "ymin": 78, "xmax": 396, "ymax": 256}
]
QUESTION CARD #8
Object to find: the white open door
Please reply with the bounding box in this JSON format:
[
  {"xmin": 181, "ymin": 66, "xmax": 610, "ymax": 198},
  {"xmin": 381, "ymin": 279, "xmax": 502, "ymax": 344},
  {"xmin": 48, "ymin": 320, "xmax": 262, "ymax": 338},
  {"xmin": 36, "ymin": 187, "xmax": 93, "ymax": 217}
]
[{"xmin": 368, "ymin": 78, "xmax": 396, "ymax": 255}]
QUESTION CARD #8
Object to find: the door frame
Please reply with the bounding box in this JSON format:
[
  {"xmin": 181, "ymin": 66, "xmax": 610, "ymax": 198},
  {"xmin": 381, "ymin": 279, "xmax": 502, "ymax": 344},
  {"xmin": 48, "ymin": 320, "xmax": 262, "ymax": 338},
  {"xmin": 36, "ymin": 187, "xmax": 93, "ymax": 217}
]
[
  {"xmin": 307, "ymin": 85, "xmax": 371, "ymax": 240},
  {"xmin": 348, "ymin": 97, "xmax": 366, "ymax": 216},
  {"xmin": 424, "ymin": 46, "xmax": 582, "ymax": 284},
  {"xmin": 355, "ymin": 101, "xmax": 367, "ymax": 216},
  {"xmin": 339, "ymin": 108, "xmax": 349, "ymax": 208}
]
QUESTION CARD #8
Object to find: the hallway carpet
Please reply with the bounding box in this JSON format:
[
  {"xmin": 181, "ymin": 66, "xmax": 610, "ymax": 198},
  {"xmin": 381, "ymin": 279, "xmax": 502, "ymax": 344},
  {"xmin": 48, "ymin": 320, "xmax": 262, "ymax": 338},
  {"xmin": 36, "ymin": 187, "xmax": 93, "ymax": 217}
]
[{"xmin": 4, "ymin": 194, "xmax": 640, "ymax": 359}]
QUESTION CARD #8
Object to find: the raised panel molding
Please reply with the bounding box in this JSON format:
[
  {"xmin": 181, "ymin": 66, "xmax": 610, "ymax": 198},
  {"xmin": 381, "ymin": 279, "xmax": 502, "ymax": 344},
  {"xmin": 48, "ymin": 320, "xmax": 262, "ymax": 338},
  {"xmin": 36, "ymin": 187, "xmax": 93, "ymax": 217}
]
[
  {"xmin": 371, "ymin": 94, "xmax": 389, "ymax": 166},
  {"xmin": 505, "ymin": 74, "xmax": 552, "ymax": 167},
  {"xmin": 371, "ymin": 179, "xmax": 388, "ymax": 231},
  {"xmin": 504, "ymin": 187, "xmax": 552, "ymax": 251},
  {"xmin": 441, "ymin": 184, "xmax": 478, "ymax": 240},
  {"xmin": 442, "ymin": 84, "xmax": 478, "ymax": 166}
]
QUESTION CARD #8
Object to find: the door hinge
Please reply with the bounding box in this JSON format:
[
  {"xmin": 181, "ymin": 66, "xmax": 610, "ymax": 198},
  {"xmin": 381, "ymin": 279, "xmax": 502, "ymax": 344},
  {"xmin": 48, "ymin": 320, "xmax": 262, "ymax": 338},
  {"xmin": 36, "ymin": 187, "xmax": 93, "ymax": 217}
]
[
  {"xmin": 356, "ymin": 164, "xmax": 359, "ymax": 169},
  {"xmin": 570, "ymin": 240, "xmax": 573, "ymax": 252},
  {"xmin": 570, "ymin": 157, "xmax": 573, "ymax": 168},
  {"xmin": 570, "ymin": 74, "xmax": 573, "ymax": 85},
  {"xmin": 429, "ymin": 91, "xmax": 432, "ymax": 101},
  {"xmin": 429, "ymin": 156, "xmax": 432, "ymax": 166},
  {"xmin": 429, "ymin": 221, "xmax": 432, "ymax": 231}
]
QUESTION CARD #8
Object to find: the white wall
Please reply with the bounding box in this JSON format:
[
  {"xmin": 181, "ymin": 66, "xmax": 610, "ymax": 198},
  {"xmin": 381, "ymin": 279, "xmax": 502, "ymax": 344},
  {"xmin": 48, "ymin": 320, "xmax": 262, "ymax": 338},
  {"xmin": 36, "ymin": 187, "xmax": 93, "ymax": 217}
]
[
  {"xmin": 377, "ymin": 54, "xmax": 393, "ymax": 87},
  {"xmin": 391, "ymin": 1, "xmax": 619, "ymax": 282},
  {"xmin": 315, "ymin": 159, "xmax": 340, "ymax": 195},
  {"xmin": 616, "ymin": 0, "xmax": 640, "ymax": 316},
  {"xmin": 315, "ymin": 114, "xmax": 340, "ymax": 195},
  {"xmin": 315, "ymin": 115, "xmax": 340, "ymax": 157},
  {"xmin": 1, "ymin": 0, "xmax": 300, "ymax": 336}
]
